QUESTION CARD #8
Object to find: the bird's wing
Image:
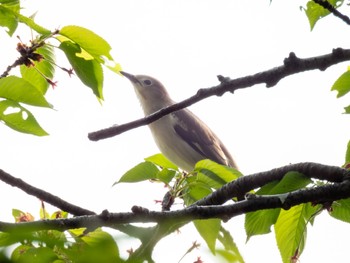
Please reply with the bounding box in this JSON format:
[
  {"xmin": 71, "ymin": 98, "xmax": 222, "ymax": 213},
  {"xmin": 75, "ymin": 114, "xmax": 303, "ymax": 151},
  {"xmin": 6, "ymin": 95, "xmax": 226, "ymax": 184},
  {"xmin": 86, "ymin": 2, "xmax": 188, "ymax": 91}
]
[{"xmin": 172, "ymin": 109, "xmax": 236, "ymax": 168}]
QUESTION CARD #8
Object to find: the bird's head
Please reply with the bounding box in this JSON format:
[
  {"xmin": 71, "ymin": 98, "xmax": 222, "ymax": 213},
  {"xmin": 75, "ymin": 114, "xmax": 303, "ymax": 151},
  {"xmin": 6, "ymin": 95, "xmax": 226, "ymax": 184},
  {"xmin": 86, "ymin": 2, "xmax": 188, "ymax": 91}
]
[{"xmin": 121, "ymin": 71, "xmax": 174, "ymax": 115}]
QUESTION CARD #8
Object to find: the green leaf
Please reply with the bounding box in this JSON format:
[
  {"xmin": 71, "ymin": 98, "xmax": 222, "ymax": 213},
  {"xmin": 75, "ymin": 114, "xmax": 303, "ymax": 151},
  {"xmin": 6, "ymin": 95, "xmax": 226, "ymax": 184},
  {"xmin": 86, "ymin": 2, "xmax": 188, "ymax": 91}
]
[
  {"xmin": 0, "ymin": 0, "xmax": 20, "ymax": 12},
  {"xmin": 344, "ymin": 105, "xmax": 350, "ymax": 114},
  {"xmin": 11, "ymin": 245, "xmax": 57, "ymax": 262},
  {"xmin": 76, "ymin": 229, "xmax": 120, "ymax": 261},
  {"xmin": 59, "ymin": 41, "xmax": 104, "ymax": 99},
  {"xmin": 20, "ymin": 45, "xmax": 56, "ymax": 94},
  {"xmin": 51, "ymin": 210, "xmax": 68, "ymax": 219},
  {"xmin": 245, "ymin": 172, "xmax": 312, "ymax": 240},
  {"xmin": 194, "ymin": 159, "xmax": 242, "ymax": 189},
  {"xmin": 0, "ymin": 76, "xmax": 51, "ymax": 107},
  {"xmin": 59, "ymin": 25, "xmax": 113, "ymax": 63},
  {"xmin": 303, "ymin": 0, "xmax": 343, "ymax": 30},
  {"xmin": 194, "ymin": 219, "xmax": 221, "ymax": 254},
  {"xmin": 331, "ymin": 70, "xmax": 350, "ymax": 98},
  {"xmin": 156, "ymin": 168, "xmax": 177, "ymax": 184},
  {"xmin": 259, "ymin": 171, "xmax": 312, "ymax": 195},
  {"xmin": 216, "ymin": 249, "xmax": 245, "ymax": 263},
  {"xmin": 0, "ymin": 232, "xmax": 17, "ymax": 246},
  {"xmin": 0, "ymin": 2, "xmax": 50, "ymax": 35},
  {"xmin": 183, "ymin": 178, "xmax": 212, "ymax": 205},
  {"xmin": 245, "ymin": 209, "xmax": 281, "ymax": 240},
  {"xmin": 145, "ymin": 153, "xmax": 178, "ymax": 170},
  {"xmin": 15, "ymin": 12, "xmax": 51, "ymax": 35},
  {"xmin": 217, "ymin": 227, "xmax": 244, "ymax": 263},
  {"xmin": 114, "ymin": 161, "xmax": 159, "ymax": 184},
  {"xmin": 330, "ymin": 198, "xmax": 350, "ymax": 223},
  {"xmin": 0, "ymin": 99, "xmax": 48, "ymax": 136},
  {"xmin": 274, "ymin": 203, "xmax": 318, "ymax": 263},
  {"xmin": 0, "ymin": 5, "xmax": 17, "ymax": 35}
]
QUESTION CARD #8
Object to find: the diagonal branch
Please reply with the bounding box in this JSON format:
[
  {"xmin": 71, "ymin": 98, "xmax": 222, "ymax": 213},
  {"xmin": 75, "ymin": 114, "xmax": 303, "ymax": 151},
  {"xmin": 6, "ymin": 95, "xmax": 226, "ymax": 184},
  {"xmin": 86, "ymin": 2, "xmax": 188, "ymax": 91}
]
[
  {"xmin": 0, "ymin": 169, "xmax": 95, "ymax": 216},
  {"xmin": 313, "ymin": 0, "xmax": 350, "ymax": 26},
  {"xmin": 88, "ymin": 48, "xmax": 350, "ymax": 141}
]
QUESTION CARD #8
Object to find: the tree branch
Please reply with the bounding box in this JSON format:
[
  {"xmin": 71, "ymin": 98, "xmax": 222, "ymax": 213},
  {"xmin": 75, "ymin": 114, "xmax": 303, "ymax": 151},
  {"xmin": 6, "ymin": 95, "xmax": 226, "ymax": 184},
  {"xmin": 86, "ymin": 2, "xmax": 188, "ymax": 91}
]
[
  {"xmin": 193, "ymin": 162, "xmax": 349, "ymax": 206},
  {"xmin": 88, "ymin": 48, "xmax": 350, "ymax": 141},
  {"xmin": 0, "ymin": 169, "xmax": 95, "ymax": 216},
  {"xmin": 313, "ymin": 0, "xmax": 350, "ymax": 26},
  {"xmin": 0, "ymin": 162, "xmax": 349, "ymax": 234},
  {"xmin": 1, "ymin": 177, "xmax": 350, "ymax": 233}
]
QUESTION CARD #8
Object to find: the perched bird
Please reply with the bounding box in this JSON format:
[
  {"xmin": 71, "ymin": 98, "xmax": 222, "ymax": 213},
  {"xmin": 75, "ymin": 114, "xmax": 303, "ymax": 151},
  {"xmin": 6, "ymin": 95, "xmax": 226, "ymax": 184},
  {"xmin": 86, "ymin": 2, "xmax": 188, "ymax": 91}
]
[{"xmin": 121, "ymin": 71, "xmax": 237, "ymax": 172}]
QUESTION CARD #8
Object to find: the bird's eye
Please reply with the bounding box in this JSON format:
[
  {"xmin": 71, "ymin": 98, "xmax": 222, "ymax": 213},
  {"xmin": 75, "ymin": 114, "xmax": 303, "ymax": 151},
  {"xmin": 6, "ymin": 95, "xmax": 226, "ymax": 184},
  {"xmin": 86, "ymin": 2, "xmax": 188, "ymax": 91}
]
[{"xmin": 143, "ymin": 79, "xmax": 152, "ymax": 86}]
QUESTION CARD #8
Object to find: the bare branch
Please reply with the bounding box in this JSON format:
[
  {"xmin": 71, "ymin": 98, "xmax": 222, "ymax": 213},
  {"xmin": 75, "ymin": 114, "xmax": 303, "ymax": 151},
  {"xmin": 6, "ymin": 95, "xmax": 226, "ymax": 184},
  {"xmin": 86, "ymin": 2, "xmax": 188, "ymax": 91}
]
[
  {"xmin": 88, "ymin": 48, "xmax": 350, "ymax": 141},
  {"xmin": 0, "ymin": 169, "xmax": 95, "ymax": 216}
]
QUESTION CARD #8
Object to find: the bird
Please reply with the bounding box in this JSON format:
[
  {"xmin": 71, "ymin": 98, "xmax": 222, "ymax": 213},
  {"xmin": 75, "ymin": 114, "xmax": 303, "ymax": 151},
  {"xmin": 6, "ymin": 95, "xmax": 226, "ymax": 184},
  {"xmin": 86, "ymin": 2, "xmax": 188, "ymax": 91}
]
[{"xmin": 120, "ymin": 71, "xmax": 237, "ymax": 172}]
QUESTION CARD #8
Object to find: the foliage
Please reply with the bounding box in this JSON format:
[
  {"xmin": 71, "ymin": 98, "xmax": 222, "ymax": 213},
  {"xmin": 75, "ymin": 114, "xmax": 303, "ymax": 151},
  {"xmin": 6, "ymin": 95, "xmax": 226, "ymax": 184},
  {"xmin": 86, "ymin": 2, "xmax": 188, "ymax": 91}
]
[
  {"xmin": 0, "ymin": 0, "xmax": 121, "ymax": 135},
  {"xmin": 0, "ymin": 0, "xmax": 350, "ymax": 263},
  {"xmin": 0, "ymin": 209, "xmax": 123, "ymax": 262}
]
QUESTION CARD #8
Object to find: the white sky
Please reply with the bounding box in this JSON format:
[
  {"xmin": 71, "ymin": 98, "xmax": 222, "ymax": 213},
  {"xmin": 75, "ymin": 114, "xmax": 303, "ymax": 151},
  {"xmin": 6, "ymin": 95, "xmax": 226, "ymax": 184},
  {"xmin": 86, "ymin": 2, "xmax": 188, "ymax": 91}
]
[{"xmin": 1, "ymin": 0, "xmax": 350, "ymax": 262}]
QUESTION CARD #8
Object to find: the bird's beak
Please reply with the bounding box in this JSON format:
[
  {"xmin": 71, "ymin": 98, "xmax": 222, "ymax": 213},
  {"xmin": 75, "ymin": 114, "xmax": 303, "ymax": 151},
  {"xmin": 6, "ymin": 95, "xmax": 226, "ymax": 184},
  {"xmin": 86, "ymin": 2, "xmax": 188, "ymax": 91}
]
[{"xmin": 120, "ymin": 71, "xmax": 138, "ymax": 84}]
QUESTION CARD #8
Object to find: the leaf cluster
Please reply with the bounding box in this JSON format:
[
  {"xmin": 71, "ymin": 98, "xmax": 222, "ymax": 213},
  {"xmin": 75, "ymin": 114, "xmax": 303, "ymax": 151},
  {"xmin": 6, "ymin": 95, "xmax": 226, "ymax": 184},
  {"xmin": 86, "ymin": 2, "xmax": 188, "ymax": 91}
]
[{"xmin": 0, "ymin": 0, "xmax": 121, "ymax": 135}]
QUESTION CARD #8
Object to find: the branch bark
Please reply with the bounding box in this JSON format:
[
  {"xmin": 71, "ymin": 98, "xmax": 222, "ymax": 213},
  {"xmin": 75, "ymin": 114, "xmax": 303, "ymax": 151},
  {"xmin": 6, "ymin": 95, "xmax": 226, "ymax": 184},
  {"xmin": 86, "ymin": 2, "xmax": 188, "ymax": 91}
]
[
  {"xmin": 0, "ymin": 169, "xmax": 95, "ymax": 216},
  {"xmin": 1, "ymin": 177, "xmax": 349, "ymax": 233},
  {"xmin": 0, "ymin": 162, "xmax": 349, "ymax": 233},
  {"xmin": 88, "ymin": 48, "xmax": 350, "ymax": 141}
]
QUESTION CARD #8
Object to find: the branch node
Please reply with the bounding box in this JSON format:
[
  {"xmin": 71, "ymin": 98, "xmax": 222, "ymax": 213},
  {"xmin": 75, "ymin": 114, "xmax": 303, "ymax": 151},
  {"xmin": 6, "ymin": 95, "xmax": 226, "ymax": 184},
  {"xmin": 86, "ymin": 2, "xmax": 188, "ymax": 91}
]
[
  {"xmin": 217, "ymin": 75, "xmax": 231, "ymax": 84},
  {"xmin": 131, "ymin": 205, "xmax": 150, "ymax": 214},
  {"xmin": 99, "ymin": 209, "xmax": 111, "ymax": 220},
  {"xmin": 284, "ymin": 52, "xmax": 300, "ymax": 68},
  {"xmin": 332, "ymin": 47, "xmax": 344, "ymax": 59}
]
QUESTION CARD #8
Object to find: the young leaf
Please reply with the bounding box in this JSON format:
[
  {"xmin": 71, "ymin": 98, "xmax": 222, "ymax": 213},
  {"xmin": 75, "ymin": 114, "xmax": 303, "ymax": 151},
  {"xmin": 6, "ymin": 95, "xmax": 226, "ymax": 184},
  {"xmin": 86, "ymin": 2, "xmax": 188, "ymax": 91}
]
[
  {"xmin": 0, "ymin": 76, "xmax": 51, "ymax": 107},
  {"xmin": 274, "ymin": 203, "xmax": 318, "ymax": 263},
  {"xmin": 245, "ymin": 209, "xmax": 281, "ymax": 240},
  {"xmin": 331, "ymin": 70, "xmax": 350, "ymax": 98},
  {"xmin": 194, "ymin": 159, "xmax": 242, "ymax": 190},
  {"xmin": 245, "ymin": 172, "xmax": 311, "ymax": 240},
  {"xmin": 344, "ymin": 105, "xmax": 350, "ymax": 114},
  {"xmin": 194, "ymin": 219, "xmax": 221, "ymax": 254},
  {"xmin": 183, "ymin": 178, "xmax": 212, "ymax": 206},
  {"xmin": 330, "ymin": 198, "xmax": 350, "ymax": 223},
  {"xmin": 114, "ymin": 161, "xmax": 159, "ymax": 184},
  {"xmin": 0, "ymin": 99, "xmax": 48, "ymax": 136},
  {"xmin": 145, "ymin": 153, "xmax": 178, "ymax": 170},
  {"xmin": 0, "ymin": 232, "xmax": 18, "ymax": 246},
  {"xmin": 11, "ymin": 246, "xmax": 57, "ymax": 262},
  {"xmin": 217, "ymin": 227, "xmax": 244, "ymax": 263},
  {"xmin": 59, "ymin": 41, "xmax": 104, "ymax": 99},
  {"xmin": 303, "ymin": 0, "xmax": 343, "ymax": 30},
  {"xmin": 15, "ymin": 12, "xmax": 51, "ymax": 35},
  {"xmin": 156, "ymin": 168, "xmax": 177, "ymax": 184},
  {"xmin": 258, "ymin": 171, "xmax": 312, "ymax": 195},
  {"xmin": 20, "ymin": 45, "xmax": 56, "ymax": 94},
  {"xmin": 59, "ymin": 25, "xmax": 113, "ymax": 63},
  {"xmin": 69, "ymin": 229, "xmax": 121, "ymax": 262},
  {"xmin": 0, "ymin": 2, "xmax": 50, "ymax": 36},
  {"xmin": 0, "ymin": 5, "xmax": 18, "ymax": 35}
]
